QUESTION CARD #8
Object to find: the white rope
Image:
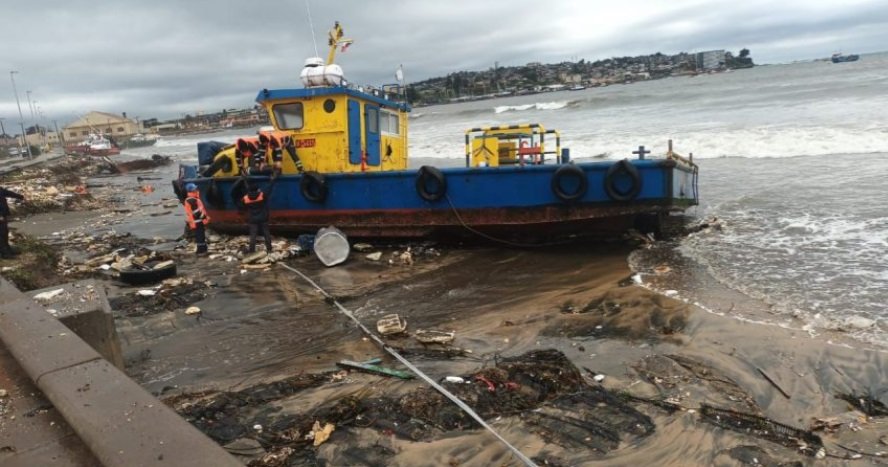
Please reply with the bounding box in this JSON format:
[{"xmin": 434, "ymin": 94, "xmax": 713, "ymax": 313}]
[
  {"xmin": 304, "ymin": 0, "xmax": 320, "ymax": 58},
  {"xmin": 278, "ymin": 262, "xmax": 538, "ymax": 467}
]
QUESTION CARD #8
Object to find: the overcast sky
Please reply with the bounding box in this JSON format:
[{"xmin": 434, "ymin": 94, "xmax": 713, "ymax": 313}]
[{"xmin": 1, "ymin": 0, "xmax": 886, "ymax": 125}]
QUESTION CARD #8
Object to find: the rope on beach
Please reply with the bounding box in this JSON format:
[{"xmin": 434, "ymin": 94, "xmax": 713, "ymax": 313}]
[
  {"xmin": 444, "ymin": 194, "xmax": 570, "ymax": 248},
  {"xmin": 278, "ymin": 262, "xmax": 539, "ymax": 467}
]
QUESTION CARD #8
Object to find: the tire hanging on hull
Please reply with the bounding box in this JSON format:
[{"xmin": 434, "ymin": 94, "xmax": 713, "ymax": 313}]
[
  {"xmin": 604, "ymin": 159, "xmax": 642, "ymax": 201},
  {"xmin": 416, "ymin": 166, "xmax": 447, "ymax": 202},
  {"xmin": 551, "ymin": 164, "xmax": 588, "ymax": 202},
  {"xmin": 300, "ymin": 171, "xmax": 328, "ymax": 203}
]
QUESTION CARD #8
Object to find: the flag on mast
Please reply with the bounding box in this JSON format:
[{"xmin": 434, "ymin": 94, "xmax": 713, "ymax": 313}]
[{"xmin": 395, "ymin": 65, "xmax": 404, "ymax": 83}]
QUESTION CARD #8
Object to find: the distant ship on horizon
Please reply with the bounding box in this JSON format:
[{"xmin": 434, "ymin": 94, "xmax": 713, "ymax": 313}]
[{"xmin": 831, "ymin": 52, "xmax": 860, "ymax": 63}]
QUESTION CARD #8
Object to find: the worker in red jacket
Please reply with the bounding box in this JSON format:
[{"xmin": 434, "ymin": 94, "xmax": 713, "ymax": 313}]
[{"xmin": 183, "ymin": 183, "xmax": 211, "ymax": 254}]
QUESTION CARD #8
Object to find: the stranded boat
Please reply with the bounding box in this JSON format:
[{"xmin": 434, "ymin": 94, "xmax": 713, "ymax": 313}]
[
  {"xmin": 175, "ymin": 22, "xmax": 698, "ymax": 240},
  {"xmin": 66, "ymin": 133, "xmax": 121, "ymax": 156}
]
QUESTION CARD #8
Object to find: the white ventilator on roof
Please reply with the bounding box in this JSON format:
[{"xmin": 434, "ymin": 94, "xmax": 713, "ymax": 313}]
[{"xmin": 301, "ymin": 57, "xmax": 345, "ymax": 88}]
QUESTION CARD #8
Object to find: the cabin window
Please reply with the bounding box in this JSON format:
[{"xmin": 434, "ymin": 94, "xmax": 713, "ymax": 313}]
[
  {"xmin": 273, "ymin": 103, "xmax": 304, "ymax": 130},
  {"xmin": 117, "ymin": 127, "xmax": 125, "ymax": 133},
  {"xmin": 367, "ymin": 107, "xmax": 378, "ymax": 133},
  {"xmin": 69, "ymin": 132, "xmax": 77, "ymax": 137},
  {"xmin": 381, "ymin": 112, "xmax": 400, "ymax": 135},
  {"xmin": 81, "ymin": 131, "xmax": 89, "ymax": 136}
]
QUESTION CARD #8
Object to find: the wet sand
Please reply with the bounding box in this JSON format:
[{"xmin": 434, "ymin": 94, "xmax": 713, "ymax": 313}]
[{"xmin": 125, "ymin": 242, "xmax": 888, "ymax": 466}]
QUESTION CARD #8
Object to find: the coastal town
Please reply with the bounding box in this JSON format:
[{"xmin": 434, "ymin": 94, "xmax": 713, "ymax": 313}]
[{"xmin": 408, "ymin": 48, "xmax": 754, "ymax": 105}]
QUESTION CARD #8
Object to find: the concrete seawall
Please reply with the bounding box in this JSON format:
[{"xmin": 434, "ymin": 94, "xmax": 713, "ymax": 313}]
[{"xmin": 0, "ymin": 278, "xmax": 240, "ymax": 466}]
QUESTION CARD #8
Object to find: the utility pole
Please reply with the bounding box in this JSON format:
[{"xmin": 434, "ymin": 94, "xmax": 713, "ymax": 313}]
[
  {"xmin": 53, "ymin": 120, "xmax": 65, "ymax": 147},
  {"xmin": 26, "ymin": 90, "xmax": 35, "ymax": 119},
  {"xmin": 9, "ymin": 71, "xmax": 33, "ymax": 159},
  {"xmin": 0, "ymin": 117, "xmax": 6, "ymax": 137}
]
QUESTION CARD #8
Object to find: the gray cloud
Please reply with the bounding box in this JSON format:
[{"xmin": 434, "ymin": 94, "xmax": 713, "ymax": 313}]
[{"xmin": 1, "ymin": 0, "xmax": 885, "ymax": 123}]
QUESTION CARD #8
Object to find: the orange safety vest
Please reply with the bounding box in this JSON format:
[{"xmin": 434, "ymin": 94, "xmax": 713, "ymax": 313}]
[
  {"xmin": 242, "ymin": 191, "xmax": 265, "ymax": 205},
  {"xmin": 184, "ymin": 192, "xmax": 210, "ymax": 229}
]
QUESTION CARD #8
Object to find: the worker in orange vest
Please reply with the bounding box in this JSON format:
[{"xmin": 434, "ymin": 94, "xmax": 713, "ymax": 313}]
[
  {"xmin": 183, "ymin": 183, "xmax": 211, "ymax": 254},
  {"xmin": 236, "ymin": 176, "xmax": 277, "ymax": 254}
]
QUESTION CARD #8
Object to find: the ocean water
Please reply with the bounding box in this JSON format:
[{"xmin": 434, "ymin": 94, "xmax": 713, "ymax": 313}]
[{"xmin": 132, "ymin": 52, "xmax": 888, "ymax": 346}]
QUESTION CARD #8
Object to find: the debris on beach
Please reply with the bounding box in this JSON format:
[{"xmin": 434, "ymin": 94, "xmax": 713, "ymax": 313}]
[
  {"xmin": 376, "ymin": 314, "xmax": 407, "ymax": 336},
  {"xmin": 109, "ymin": 277, "xmax": 214, "ymax": 318},
  {"xmin": 413, "ymin": 329, "xmax": 455, "ymax": 345},
  {"xmin": 365, "ymin": 251, "xmax": 382, "ymax": 261},
  {"xmin": 168, "ymin": 349, "xmax": 654, "ymax": 465},
  {"xmin": 699, "ymin": 405, "xmax": 824, "ymax": 457},
  {"xmin": 836, "ymin": 393, "xmax": 888, "ymax": 417},
  {"xmin": 313, "ymin": 226, "xmax": 350, "ymax": 267},
  {"xmin": 544, "ymin": 287, "xmax": 688, "ymax": 340},
  {"xmin": 336, "ymin": 360, "xmax": 414, "ymax": 380}
]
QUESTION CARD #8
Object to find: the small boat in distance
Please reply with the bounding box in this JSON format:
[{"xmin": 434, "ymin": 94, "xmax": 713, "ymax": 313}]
[
  {"xmin": 568, "ymin": 85, "xmax": 586, "ymax": 91},
  {"xmin": 121, "ymin": 133, "xmax": 159, "ymax": 149},
  {"xmin": 831, "ymin": 53, "xmax": 860, "ymax": 63}
]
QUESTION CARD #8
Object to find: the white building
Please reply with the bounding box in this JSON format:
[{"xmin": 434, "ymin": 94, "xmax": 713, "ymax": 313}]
[{"xmin": 695, "ymin": 50, "xmax": 726, "ymax": 70}]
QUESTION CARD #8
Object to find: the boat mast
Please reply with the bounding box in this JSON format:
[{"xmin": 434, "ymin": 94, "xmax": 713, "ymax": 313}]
[{"xmin": 326, "ymin": 21, "xmax": 353, "ymax": 65}]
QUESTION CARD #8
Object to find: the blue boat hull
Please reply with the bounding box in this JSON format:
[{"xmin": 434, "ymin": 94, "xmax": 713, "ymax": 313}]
[{"xmin": 179, "ymin": 159, "xmax": 698, "ymax": 239}]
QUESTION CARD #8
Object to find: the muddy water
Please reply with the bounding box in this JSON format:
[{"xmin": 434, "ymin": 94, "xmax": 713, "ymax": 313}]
[{"xmin": 122, "ymin": 244, "xmax": 629, "ymax": 391}]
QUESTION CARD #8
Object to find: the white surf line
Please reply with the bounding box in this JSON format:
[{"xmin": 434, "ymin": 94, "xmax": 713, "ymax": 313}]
[
  {"xmin": 279, "ymin": 263, "xmax": 539, "ymax": 467},
  {"xmin": 631, "ymin": 273, "xmax": 888, "ymax": 354}
]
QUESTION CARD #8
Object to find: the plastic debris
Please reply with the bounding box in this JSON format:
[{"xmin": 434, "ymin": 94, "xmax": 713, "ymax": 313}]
[
  {"xmin": 136, "ymin": 289, "xmax": 157, "ymax": 297},
  {"xmin": 365, "ymin": 251, "xmax": 382, "ymax": 261},
  {"xmin": 241, "ymin": 251, "xmax": 267, "ymax": 264},
  {"xmin": 33, "ymin": 288, "xmax": 66, "ymax": 304},
  {"xmin": 185, "ymin": 306, "xmax": 201, "ymax": 316},
  {"xmin": 398, "ymin": 248, "xmax": 414, "ymax": 266},
  {"xmin": 593, "ymin": 374, "xmax": 606, "ymax": 382},
  {"xmin": 336, "ymin": 359, "xmax": 414, "ymax": 380},
  {"xmin": 352, "ymin": 243, "xmax": 373, "ymax": 252},
  {"xmin": 308, "ymin": 421, "xmax": 335, "ymax": 447},
  {"xmin": 376, "ymin": 314, "xmax": 407, "ymax": 336},
  {"xmin": 414, "ymin": 329, "xmax": 455, "ymax": 344},
  {"xmin": 253, "ymin": 424, "xmax": 263, "ymax": 432},
  {"xmin": 444, "ymin": 376, "xmax": 466, "ymax": 384},
  {"xmin": 313, "ymin": 226, "xmax": 349, "ymax": 267}
]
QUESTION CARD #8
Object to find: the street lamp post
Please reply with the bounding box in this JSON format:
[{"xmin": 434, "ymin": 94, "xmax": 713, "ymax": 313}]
[
  {"xmin": 0, "ymin": 117, "xmax": 6, "ymax": 138},
  {"xmin": 9, "ymin": 71, "xmax": 33, "ymax": 159}
]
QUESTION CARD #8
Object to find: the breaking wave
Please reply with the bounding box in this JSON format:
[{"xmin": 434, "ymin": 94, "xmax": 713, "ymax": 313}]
[{"xmin": 494, "ymin": 101, "xmax": 570, "ymax": 114}]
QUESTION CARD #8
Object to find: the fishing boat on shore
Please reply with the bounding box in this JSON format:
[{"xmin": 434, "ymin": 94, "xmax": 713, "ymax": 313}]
[
  {"xmin": 175, "ymin": 22, "xmax": 698, "ymax": 240},
  {"xmin": 66, "ymin": 133, "xmax": 121, "ymax": 156}
]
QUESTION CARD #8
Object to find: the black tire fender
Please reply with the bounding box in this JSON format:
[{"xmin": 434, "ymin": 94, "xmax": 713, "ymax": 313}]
[
  {"xmin": 300, "ymin": 171, "xmax": 328, "ymax": 203},
  {"xmin": 604, "ymin": 159, "xmax": 642, "ymax": 201},
  {"xmin": 416, "ymin": 166, "xmax": 447, "ymax": 202},
  {"xmin": 551, "ymin": 164, "xmax": 588, "ymax": 202}
]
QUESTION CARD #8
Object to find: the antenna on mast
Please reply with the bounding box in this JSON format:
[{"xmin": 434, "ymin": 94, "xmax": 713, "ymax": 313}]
[{"xmin": 304, "ymin": 0, "xmax": 320, "ymax": 58}]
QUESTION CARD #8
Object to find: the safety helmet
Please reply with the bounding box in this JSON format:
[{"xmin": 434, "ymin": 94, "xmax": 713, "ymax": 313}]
[{"xmin": 185, "ymin": 183, "xmax": 198, "ymax": 192}]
